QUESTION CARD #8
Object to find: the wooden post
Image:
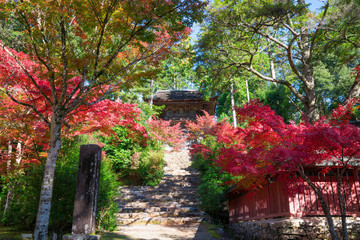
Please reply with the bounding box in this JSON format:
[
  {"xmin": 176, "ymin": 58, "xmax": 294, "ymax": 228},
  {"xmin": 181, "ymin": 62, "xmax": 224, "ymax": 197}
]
[{"xmin": 71, "ymin": 144, "xmax": 102, "ymax": 235}]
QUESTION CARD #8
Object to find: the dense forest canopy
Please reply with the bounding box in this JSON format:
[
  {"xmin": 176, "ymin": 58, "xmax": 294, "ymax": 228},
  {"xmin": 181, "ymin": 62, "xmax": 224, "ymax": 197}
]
[{"xmin": 193, "ymin": 0, "xmax": 360, "ymax": 122}]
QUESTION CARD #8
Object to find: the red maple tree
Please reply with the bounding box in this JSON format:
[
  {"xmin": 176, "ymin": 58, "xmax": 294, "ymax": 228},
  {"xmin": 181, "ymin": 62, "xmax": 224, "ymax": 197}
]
[
  {"xmin": 188, "ymin": 100, "xmax": 360, "ymax": 240},
  {"xmin": 0, "ymin": 1, "xmax": 205, "ymax": 238}
]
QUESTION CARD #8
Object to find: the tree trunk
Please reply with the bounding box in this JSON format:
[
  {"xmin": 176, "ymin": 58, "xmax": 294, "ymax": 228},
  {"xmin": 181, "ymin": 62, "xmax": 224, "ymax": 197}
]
[
  {"xmin": 298, "ymin": 170, "xmax": 340, "ymax": 240},
  {"xmin": 16, "ymin": 141, "xmax": 22, "ymax": 165},
  {"xmin": 3, "ymin": 141, "xmax": 13, "ymax": 215},
  {"xmin": 268, "ymin": 49, "xmax": 276, "ymax": 83},
  {"xmin": 149, "ymin": 79, "xmax": 154, "ymax": 109},
  {"xmin": 347, "ymin": 64, "xmax": 360, "ymax": 102},
  {"xmin": 230, "ymin": 82, "xmax": 237, "ymax": 128},
  {"xmin": 302, "ymin": 67, "xmax": 319, "ymax": 122},
  {"xmin": 34, "ymin": 115, "xmax": 63, "ymax": 240},
  {"xmin": 299, "ymin": 22, "xmax": 320, "ymax": 122},
  {"xmin": 303, "ymin": 89, "xmax": 319, "ymax": 122},
  {"xmin": 6, "ymin": 140, "xmax": 12, "ymax": 173},
  {"xmin": 3, "ymin": 141, "xmax": 23, "ymax": 216},
  {"xmin": 3, "ymin": 189, "xmax": 12, "ymax": 216},
  {"xmin": 245, "ymin": 79, "xmax": 250, "ymax": 103},
  {"xmin": 337, "ymin": 169, "xmax": 348, "ymax": 240}
]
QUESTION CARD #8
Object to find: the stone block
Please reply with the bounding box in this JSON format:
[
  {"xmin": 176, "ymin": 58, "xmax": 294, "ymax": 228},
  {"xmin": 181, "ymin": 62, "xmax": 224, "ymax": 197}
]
[
  {"xmin": 62, "ymin": 235, "xmax": 101, "ymax": 240},
  {"xmin": 279, "ymin": 235, "xmax": 302, "ymax": 240},
  {"xmin": 229, "ymin": 217, "xmax": 360, "ymax": 240},
  {"xmin": 21, "ymin": 233, "xmax": 33, "ymax": 240},
  {"xmin": 279, "ymin": 228, "xmax": 306, "ymax": 235}
]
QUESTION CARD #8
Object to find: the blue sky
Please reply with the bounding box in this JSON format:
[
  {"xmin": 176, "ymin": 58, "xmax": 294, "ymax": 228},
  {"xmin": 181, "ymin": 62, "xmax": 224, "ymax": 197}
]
[{"xmin": 190, "ymin": 0, "xmax": 326, "ymax": 41}]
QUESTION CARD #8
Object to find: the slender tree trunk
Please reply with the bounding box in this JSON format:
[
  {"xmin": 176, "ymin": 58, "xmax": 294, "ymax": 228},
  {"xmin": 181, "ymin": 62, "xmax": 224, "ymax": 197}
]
[
  {"xmin": 299, "ymin": 170, "xmax": 340, "ymax": 240},
  {"xmin": 3, "ymin": 188, "xmax": 12, "ymax": 216},
  {"xmin": 268, "ymin": 49, "xmax": 276, "ymax": 84},
  {"xmin": 6, "ymin": 140, "xmax": 12, "ymax": 172},
  {"xmin": 230, "ymin": 82, "xmax": 237, "ymax": 128},
  {"xmin": 149, "ymin": 79, "xmax": 154, "ymax": 109},
  {"xmin": 34, "ymin": 115, "xmax": 63, "ymax": 240},
  {"xmin": 16, "ymin": 141, "xmax": 22, "ymax": 165},
  {"xmin": 337, "ymin": 168, "xmax": 348, "ymax": 240},
  {"xmin": 245, "ymin": 79, "xmax": 250, "ymax": 103},
  {"xmin": 4, "ymin": 141, "xmax": 23, "ymax": 216},
  {"xmin": 3, "ymin": 141, "xmax": 13, "ymax": 215}
]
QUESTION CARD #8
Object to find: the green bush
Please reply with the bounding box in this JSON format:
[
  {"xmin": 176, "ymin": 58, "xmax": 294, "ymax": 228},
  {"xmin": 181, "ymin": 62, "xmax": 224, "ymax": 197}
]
[
  {"xmin": 100, "ymin": 126, "xmax": 165, "ymax": 186},
  {"xmin": 0, "ymin": 136, "xmax": 119, "ymax": 234},
  {"xmin": 97, "ymin": 160, "xmax": 119, "ymax": 232},
  {"xmin": 100, "ymin": 126, "xmax": 136, "ymax": 174},
  {"xmin": 197, "ymin": 165, "xmax": 233, "ymax": 224},
  {"xmin": 191, "ymin": 140, "xmax": 235, "ymax": 224},
  {"xmin": 138, "ymin": 150, "xmax": 165, "ymax": 186}
]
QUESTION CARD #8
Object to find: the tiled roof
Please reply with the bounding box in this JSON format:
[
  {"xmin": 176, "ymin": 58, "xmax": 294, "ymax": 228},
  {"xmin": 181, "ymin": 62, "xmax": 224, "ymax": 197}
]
[{"xmin": 153, "ymin": 90, "xmax": 203, "ymax": 101}]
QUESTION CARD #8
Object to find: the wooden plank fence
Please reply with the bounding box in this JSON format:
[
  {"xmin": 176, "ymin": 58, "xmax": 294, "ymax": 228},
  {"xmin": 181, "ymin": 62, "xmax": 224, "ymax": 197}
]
[{"xmin": 229, "ymin": 170, "xmax": 360, "ymax": 222}]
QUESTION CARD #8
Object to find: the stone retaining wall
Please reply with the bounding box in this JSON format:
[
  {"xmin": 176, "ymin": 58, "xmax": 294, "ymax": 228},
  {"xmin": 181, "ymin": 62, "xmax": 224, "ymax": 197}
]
[{"xmin": 229, "ymin": 217, "xmax": 360, "ymax": 240}]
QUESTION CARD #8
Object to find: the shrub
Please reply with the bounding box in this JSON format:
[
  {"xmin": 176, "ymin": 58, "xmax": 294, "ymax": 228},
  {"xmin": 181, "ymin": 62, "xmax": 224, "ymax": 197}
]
[
  {"xmin": 187, "ymin": 114, "xmax": 237, "ymax": 224},
  {"xmin": 192, "ymin": 152, "xmax": 234, "ymax": 224},
  {"xmin": 138, "ymin": 150, "xmax": 165, "ymax": 186},
  {"xmin": 100, "ymin": 126, "xmax": 136, "ymax": 174},
  {"xmin": 100, "ymin": 125, "xmax": 165, "ymax": 186}
]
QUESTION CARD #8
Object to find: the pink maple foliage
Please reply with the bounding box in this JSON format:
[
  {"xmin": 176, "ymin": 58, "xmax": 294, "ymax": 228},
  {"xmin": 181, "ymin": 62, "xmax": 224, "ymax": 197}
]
[{"xmin": 146, "ymin": 117, "xmax": 185, "ymax": 150}]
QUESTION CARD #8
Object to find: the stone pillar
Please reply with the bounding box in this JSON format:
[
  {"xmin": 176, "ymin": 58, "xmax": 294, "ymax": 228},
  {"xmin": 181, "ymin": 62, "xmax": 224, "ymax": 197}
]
[{"xmin": 71, "ymin": 144, "xmax": 102, "ymax": 235}]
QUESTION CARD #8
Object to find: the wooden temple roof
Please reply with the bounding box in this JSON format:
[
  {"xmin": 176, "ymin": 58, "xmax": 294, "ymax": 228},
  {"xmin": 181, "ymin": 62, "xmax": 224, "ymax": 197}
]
[{"xmin": 153, "ymin": 90, "xmax": 205, "ymax": 102}]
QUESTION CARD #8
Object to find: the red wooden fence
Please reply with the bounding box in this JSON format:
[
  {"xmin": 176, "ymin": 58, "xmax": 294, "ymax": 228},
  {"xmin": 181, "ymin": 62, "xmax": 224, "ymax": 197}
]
[{"xmin": 228, "ymin": 171, "xmax": 360, "ymax": 222}]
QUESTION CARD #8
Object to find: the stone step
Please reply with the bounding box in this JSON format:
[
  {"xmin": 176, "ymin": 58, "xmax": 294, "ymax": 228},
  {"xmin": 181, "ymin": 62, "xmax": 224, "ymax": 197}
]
[
  {"xmin": 121, "ymin": 186, "xmax": 197, "ymax": 196},
  {"xmin": 157, "ymin": 182, "xmax": 199, "ymax": 187},
  {"xmin": 116, "ymin": 189, "xmax": 198, "ymax": 198},
  {"xmin": 117, "ymin": 192, "xmax": 200, "ymax": 199},
  {"xmin": 118, "ymin": 200, "xmax": 200, "ymax": 209},
  {"xmin": 119, "ymin": 206, "xmax": 201, "ymax": 213},
  {"xmin": 158, "ymin": 181, "xmax": 200, "ymax": 187},
  {"xmin": 162, "ymin": 174, "xmax": 200, "ymax": 179},
  {"xmin": 117, "ymin": 193, "xmax": 199, "ymax": 200},
  {"xmin": 115, "ymin": 149, "xmax": 205, "ymax": 227},
  {"xmin": 116, "ymin": 209, "xmax": 203, "ymax": 219},
  {"xmin": 120, "ymin": 183, "xmax": 199, "ymax": 191},
  {"xmin": 118, "ymin": 198, "xmax": 199, "ymax": 204},
  {"xmin": 116, "ymin": 216, "xmax": 203, "ymax": 225}
]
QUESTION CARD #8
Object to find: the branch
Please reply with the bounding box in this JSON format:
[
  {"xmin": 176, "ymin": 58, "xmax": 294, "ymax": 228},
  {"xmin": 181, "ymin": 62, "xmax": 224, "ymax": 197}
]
[
  {"xmin": 1, "ymin": 89, "xmax": 50, "ymax": 128},
  {"xmin": 286, "ymin": 95, "xmax": 304, "ymax": 115},
  {"xmin": 0, "ymin": 42, "xmax": 53, "ymax": 105},
  {"xmin": 309, "ymin": 1, "xmax": 329, "ymax": 60},
  {"xmin": 286, "ymin": 35, "xmax": 306, "ymax": 83},
  {"xmin": 282, "ymin": 22, "xmax": 300, "ymax": 37},
  {"xmin": 18, "ymin": 11, "xmax": 55, "ymax": 79},
  {"xmin": 58, "ymin": 17, "xmax": 68, "ymax": 105},
  {"xmin": 242, "ymin": 65, "xmax": 305, "ymax": 103},
  {"xmin": 92, "ymin": 0, "xmax": 117, "ymax": 76},
  {"xmin": 242, "ymin": 22, "xmax": 288, "ymax": 49}
]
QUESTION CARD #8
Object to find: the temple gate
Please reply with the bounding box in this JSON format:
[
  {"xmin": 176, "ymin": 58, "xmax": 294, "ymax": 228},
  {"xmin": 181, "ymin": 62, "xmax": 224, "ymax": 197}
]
[{"xmin": 152, "ymin": 90, "xmax": 217, "ymax": 126}]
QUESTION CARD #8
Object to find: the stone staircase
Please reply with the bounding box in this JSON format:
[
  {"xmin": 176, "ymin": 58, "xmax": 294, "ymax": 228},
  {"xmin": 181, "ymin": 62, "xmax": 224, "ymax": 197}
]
[{"xmin": 115, "ymin": 147, "xmax": 205, "ymax": 226}]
